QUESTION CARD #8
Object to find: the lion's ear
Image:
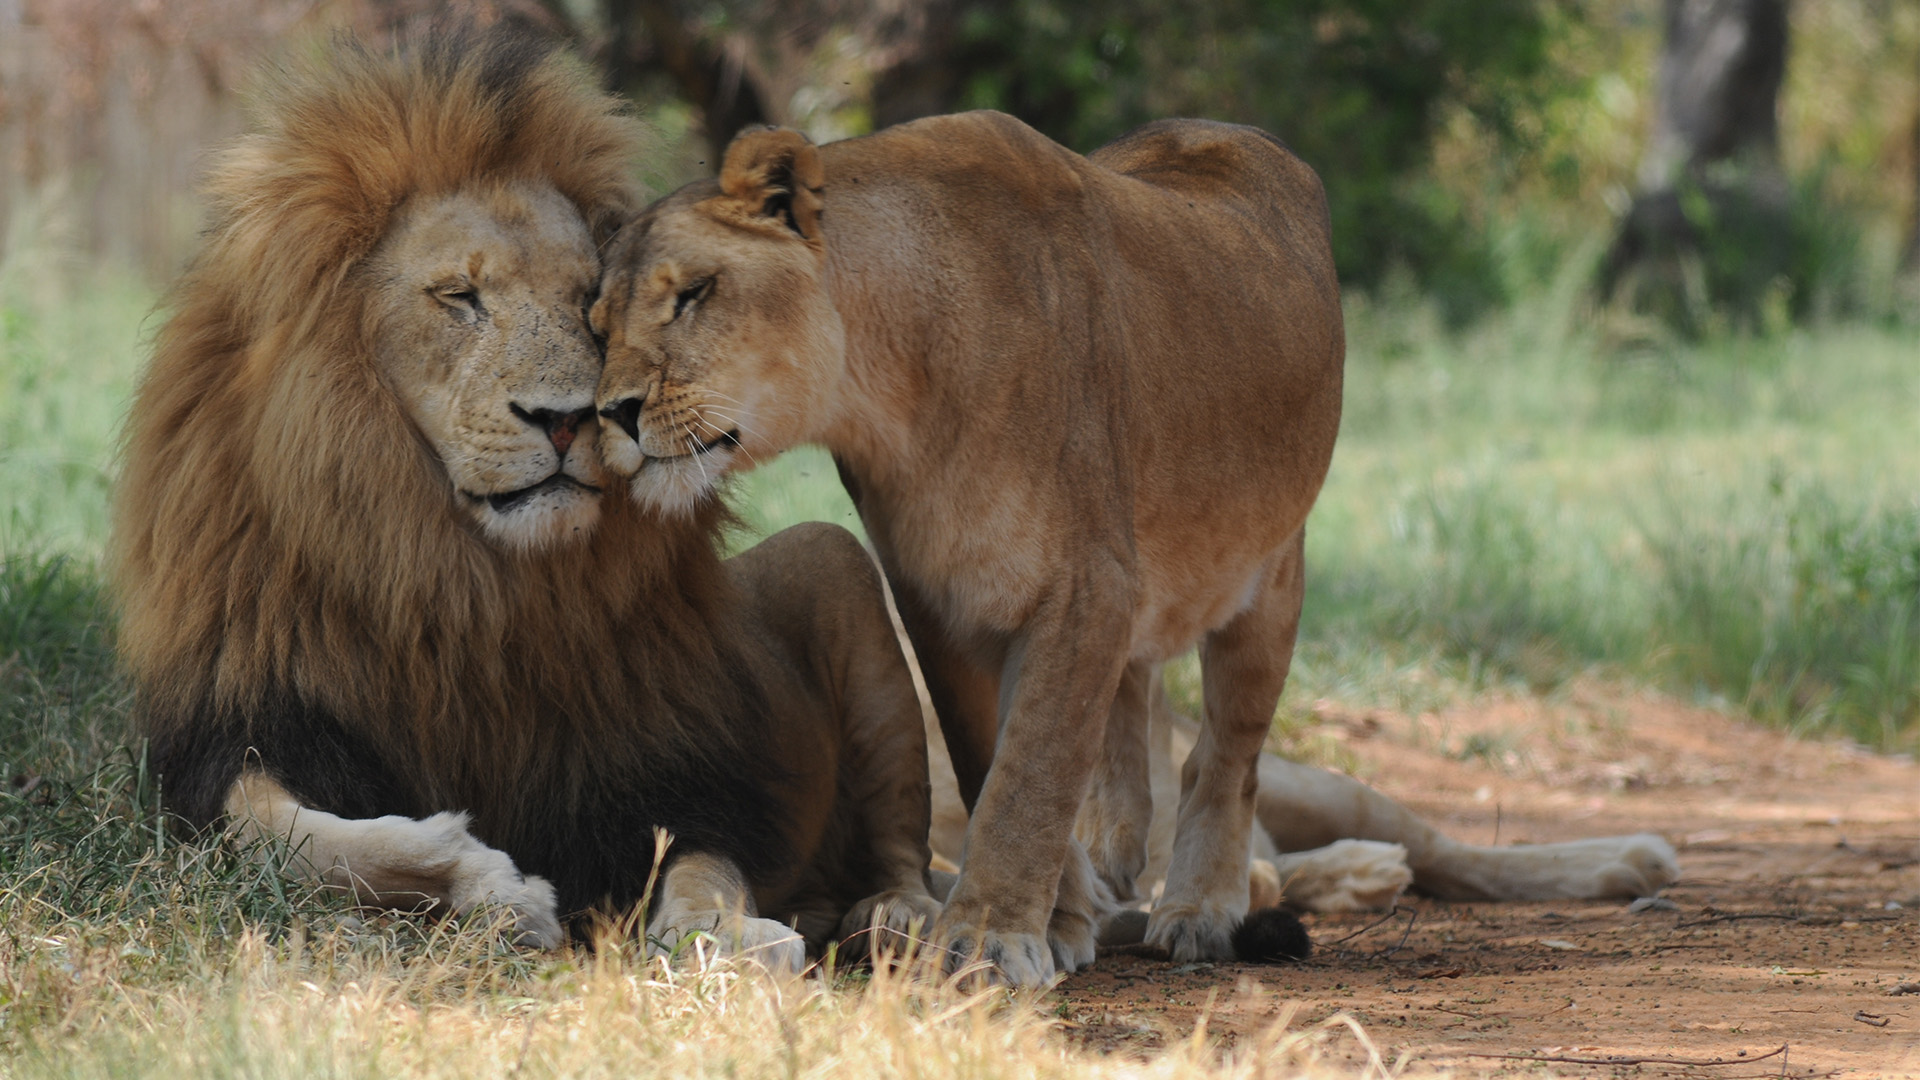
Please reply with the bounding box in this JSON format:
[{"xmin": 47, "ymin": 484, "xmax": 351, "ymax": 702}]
[{"xmin": 719, "ymin": 127, "xmax": 825, "ymax": 244}]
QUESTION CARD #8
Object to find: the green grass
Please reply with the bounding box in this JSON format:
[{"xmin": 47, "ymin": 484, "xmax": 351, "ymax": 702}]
[
  {"xmin": 4, "ymin": 263, "xmax": 1917, "ymax": 769},
  {"xmin": 0, "ymin": 264, "xmax": 150, "ymax": 558},
  {"xmin": 1298, "ymin": 293, "xmax": 1920, "ymax": 748}
]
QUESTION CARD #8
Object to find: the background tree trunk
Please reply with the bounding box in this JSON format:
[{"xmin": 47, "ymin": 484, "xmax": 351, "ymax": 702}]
[
  {"xmin": 600, "ymin": 0, "xmax": 771, "ymax": 163},
  {"xmin": 1902, "ymin": 70, "xmax": 1920, "ymax": 274},
  {"xmin": 1602, "ymin": 0, "xmax": 1792, "ymax": 323}
]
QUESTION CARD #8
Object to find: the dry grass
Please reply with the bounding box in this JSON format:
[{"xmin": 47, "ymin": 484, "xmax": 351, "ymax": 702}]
[{"xmin": 2, "ymin": 917, "xmax": 1405, "ymax": 1079}]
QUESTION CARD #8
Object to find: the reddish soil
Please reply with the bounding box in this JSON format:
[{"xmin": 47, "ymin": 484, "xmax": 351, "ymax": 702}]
[{"xmin": 1054, "ymin": 687, "xmax": 1920, "ymax": 1077}]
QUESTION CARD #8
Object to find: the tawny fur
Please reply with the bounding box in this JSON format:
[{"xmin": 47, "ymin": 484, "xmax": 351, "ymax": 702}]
[
  {"xmin": 111, "ymin": 31, "xmax": 940, "ymax": 956},
  {"xmin": 593, "ymin": 114, "xmax": 1345, "ymax": 983},
  {"xmin": 112, "ymin": 36, "xmax": 677, "ymax": 799}
]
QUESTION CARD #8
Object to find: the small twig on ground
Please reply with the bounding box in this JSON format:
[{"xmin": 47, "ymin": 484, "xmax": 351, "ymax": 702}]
[
  {"xmin": 1321, "ymin": 904, "xmax": 1409, "ymax": 949},
  {"xmin": 1377, "ymin": 904, "xmax": 1419, "ymax": 959},
  {"xmin": 1465, "ymin": 1043, "xmax": 1789, "ymax": 1069},
  {"xmin": 1851, "ymin": 1010, "xmax": 1890, "ymax": 1028}
]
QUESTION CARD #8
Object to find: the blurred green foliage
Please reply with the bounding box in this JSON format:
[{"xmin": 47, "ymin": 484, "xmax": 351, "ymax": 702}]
[{"xmin": 949, "ymin": 0, "xmax": 1564, "ymax": 321}]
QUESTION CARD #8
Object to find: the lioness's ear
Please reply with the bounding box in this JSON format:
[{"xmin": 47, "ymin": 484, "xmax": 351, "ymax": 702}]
[{"xmin": 719, "ymin": 127, "xmax": 825, "ymax": 244}]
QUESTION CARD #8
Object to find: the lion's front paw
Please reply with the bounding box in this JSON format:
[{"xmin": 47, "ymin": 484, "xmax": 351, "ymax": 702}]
[
  {"xmin": 1144, "ymin": 898, "xmax": 1243, "ymax": 963},
  {"xmin": 497, "ymin": 875, "xmax": 565, "ymax": 948},
  {"xmin": 933, "ymin": 907, "xmax": 1056, "ymax": 987},
  {"xmin": 655, "ymin": 914, "xmax": 807, "ymax": 975},
  {"xmin": 444, "ymin": 838, "xmax": 564, "ymax": 948},
  {"xmin": 727, "ymin": 916, "xmax": 808, "ymax": 974},
  {"xmin": 837, "ymin": 889, "xmax": 943, "ymax": 959}
]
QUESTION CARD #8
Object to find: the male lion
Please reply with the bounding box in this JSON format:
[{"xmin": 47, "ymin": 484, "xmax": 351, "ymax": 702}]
[
  {"xmin": 591, "ymin": 117, "xmax": 1678, "ymax": 985},
  {"xmin": 112, "ymin": 31, "xmax": 939, "ymax": 969}
]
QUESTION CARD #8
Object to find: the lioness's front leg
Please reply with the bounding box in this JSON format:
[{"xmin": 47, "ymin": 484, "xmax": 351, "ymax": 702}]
[
  {"xmin": 1148, "ymin": 531, "xmax": 1305, "ymax": 961},
  {"xmin": 934, "ymin": 578, "xmax": 1132, "ymax": 985},
  {"xmin": 648, "ymin": 851, "xmax": 806, "ymax": 973}
]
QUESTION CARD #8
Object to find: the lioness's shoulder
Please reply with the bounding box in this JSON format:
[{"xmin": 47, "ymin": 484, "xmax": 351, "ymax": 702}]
[
  {"xmin": 1090, "ymin": 119, "xmax": 1329, "ymax": 232},
  {"xmin": 826, "ymin": 110, "xmax": 1080, "ymax": 189}
]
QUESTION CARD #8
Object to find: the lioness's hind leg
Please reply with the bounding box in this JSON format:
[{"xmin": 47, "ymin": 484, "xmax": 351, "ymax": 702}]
[
  {"xmin": 224, "ymin": 772, "xmax": 561, "ymax": 947},
  {"xmin": 1077, "ymin": 661, "xmax": 1155, "ymax": 901},
  {"xmin": 1411, "ymin": 834, "xmax": 1679, "ymax": 902},
  {"xmin": 1148, "ymin": 532, "xmax": 1305, "ymax": 962},
  {"xmin": 1246, "ymin": 752, "xmax": 1679, "ymax": 902},
  {"xmin": 1264, "ymin": 841, "xmax": 1414, "ymax": 912}
]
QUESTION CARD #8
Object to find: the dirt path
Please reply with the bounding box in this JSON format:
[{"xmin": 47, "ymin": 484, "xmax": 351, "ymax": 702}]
[{"xmin": 1054, "ymin": 687, "xmax": 1920, "ymax": 1077}]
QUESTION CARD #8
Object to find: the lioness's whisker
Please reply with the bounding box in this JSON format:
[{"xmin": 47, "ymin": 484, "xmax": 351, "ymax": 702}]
[
  {"xmin": 683, "ymin": 424, "xmax": 713, "ymax": 489},
  {"xmin": 695, "ymin": 408, "xmax": 760, "ymax": 467}
]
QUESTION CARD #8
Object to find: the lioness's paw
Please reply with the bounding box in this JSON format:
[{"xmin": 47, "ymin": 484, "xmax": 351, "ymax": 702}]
[
  {"xmin": 1047, "ymin": 901, "xmax": 1099, "ymax": 975},
  {"xmin": 1044, "ymin": 841, "xmax": 1114, "ymax": 974},
  {"xmin": 1144, "ymin": 898, "xmax": 1243, "ymax": 963},
  {"xmin": 1271, "ymin": 839, "xmax": 1413, "ymax": 913},
  {"xmin": 837, "ymin": 889, "xmax": 943, "ymax": 959},
  {"xmin": 1585, "ymin": 833, "xmax": 1680, "ymax": 898},
  {"xmin": 1087, "ymin": 823, "xmax": 1148, "ymax": 903},
  {"xmin": 933, "ymin": 912, "xmax": 1056, "ymax": 987}
]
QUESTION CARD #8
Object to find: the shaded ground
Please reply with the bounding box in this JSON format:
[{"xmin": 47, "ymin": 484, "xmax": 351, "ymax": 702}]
[{"xmin": 1054, "ymin": 687, "xmax": 1920, "ymax": 1077}]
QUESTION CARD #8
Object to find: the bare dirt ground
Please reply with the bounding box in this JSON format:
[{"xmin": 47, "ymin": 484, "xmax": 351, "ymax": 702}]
[{"xmin": 1053, "ymin": 687, "xmax": 1920, "ymax": 1077}]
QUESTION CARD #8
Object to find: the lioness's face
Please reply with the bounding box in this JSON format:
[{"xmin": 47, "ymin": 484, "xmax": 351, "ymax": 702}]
[
  {"xmin": 366, "ymin": 182, "xmax": 607, "ymax": 550},
  {"xmin": 591, "ymin": 172, "xmax": 843, "ymax": 517}
]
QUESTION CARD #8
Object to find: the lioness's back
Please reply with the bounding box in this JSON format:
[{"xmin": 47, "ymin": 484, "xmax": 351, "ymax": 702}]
[{"xmin": 822, "ymin": 113, "xmax": 1342, "ymax": 577}]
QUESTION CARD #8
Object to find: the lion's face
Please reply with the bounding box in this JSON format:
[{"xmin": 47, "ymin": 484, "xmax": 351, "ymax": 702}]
[
  {"xmin": 366, "ymin": 181, "xmax": 608, "ymax": 549},
  {"xmin": 592, "ymin": 132, "xmax": 843, "ymax": 516}
]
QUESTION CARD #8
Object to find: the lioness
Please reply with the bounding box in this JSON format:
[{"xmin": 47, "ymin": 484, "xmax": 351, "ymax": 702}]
[
  {"xmin": 112, "ymin": 31, "xmax": 939, "ymax": 969},
  {"xmin": 592, "ymin": 115, "xmax": 1345, "ymax": 983}
]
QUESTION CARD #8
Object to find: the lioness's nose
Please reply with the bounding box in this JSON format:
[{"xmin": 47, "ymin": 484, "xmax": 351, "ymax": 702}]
[
  {"xmin": 511, "ymin": 404, "xmax": 594, "ymax": 457},
  {"xmin": 598, "ymin": 396, "xmax": 644, "ymax": 443}
]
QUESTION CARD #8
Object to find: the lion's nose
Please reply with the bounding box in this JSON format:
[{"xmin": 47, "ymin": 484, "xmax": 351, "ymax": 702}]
[
  {"xmin": 598, "ymin": 396, "xmax": 644, "ymax": 444},
  {"xmin": 510, "ymin": 404, "xmax": 594, "ymax": 457}
]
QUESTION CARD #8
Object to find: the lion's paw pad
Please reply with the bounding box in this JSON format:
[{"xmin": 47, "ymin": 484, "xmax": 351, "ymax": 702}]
[{"xmin": 838, "ymin": 890, "xmax": 943, "ymax": 958}]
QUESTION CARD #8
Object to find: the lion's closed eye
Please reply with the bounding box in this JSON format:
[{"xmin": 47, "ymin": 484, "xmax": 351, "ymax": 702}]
[{"xmin": 433, "ymin": 282, "xmax": 484, "ymax": 320}]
